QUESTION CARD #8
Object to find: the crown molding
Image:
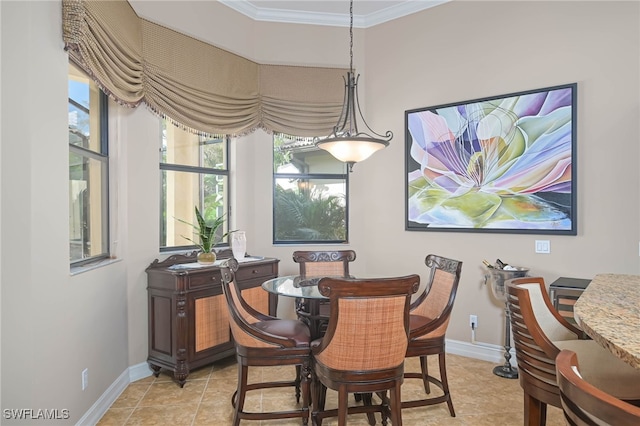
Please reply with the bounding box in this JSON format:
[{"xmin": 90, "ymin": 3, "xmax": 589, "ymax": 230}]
[
  {"xmin": 218, "ymin": 0, "xmax": 449, "ymax": 28},
  {"xmin": 363, "ymin": 0, "xmax": 449, "ymax": 27}
]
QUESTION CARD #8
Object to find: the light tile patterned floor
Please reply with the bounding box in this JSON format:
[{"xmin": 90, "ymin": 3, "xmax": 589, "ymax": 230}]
[{"xmin": 97, "ymin": 354, "xmax": 565, "ymax": 425}]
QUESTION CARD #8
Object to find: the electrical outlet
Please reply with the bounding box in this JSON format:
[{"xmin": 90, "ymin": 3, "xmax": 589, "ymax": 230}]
[
  {"xmin": 469, "ymin": 314, "xmax": 478, "ymax": 329},
  {"xmin": 82, "ymin": 368, "xmax": 88, "ymax": 391}
]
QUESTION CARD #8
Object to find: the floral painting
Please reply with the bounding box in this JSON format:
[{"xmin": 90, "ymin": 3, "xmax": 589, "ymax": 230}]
[{"xmin": 405, "ymin": 84, "xmax": 577, "ymax": 234}]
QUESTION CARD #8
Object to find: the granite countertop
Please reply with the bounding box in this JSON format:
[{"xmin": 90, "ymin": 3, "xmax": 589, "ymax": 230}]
[{"xmin": 573, "ymin": 273, "xmax": 640, "ymax": 369}]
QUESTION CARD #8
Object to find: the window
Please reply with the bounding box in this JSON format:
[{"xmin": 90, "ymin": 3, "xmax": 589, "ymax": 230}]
[
  {"xmin": 69, "ymin": 62, "xmax": 109, "ymax": 265},
  {"xmin": 273, "ymin": 134, "xmax": 348, "ymax": 244},
  {"xmin": 160, "ymin": 122, "xmax": 229, "ymax": 251}
]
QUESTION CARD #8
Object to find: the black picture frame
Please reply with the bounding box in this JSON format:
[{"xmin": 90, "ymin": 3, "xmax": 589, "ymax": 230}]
[{"xmin": 405, "ymin": 83, "xmax": 577, "ymax": 235}]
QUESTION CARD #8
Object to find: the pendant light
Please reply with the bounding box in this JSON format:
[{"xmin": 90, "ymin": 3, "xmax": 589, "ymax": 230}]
[{"xmin": 315, "ymin": 0, "xmax": 393, "ymax": 172}]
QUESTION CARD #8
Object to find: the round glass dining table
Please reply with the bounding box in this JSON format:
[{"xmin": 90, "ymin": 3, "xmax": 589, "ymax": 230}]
[
  {"xmin": 261, "ymin": 275, "xmax": 328, "ymax": 300},
  {"xmin": 262, "ymin": 275, "xmax": 335, "ymax": 339}
]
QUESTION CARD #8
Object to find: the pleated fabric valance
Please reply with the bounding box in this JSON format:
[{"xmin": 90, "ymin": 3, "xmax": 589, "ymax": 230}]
[{"xmin": 62, "ymin": 0, "xmax": 347, "ymax": 137}]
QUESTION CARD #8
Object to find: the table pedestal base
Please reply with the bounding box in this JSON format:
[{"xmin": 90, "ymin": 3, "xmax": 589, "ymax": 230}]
[{"xmin": 493, "ymin": 364, "xmax": 518, "ymax": 379}]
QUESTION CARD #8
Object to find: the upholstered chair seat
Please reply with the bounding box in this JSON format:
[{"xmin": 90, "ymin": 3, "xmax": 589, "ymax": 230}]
[
  {"xmin": 556, "ymin": 349, "xmax": 640, "ymax": 426},
  {"xmin": 253, "ymin": 319, "xmax": 311, "ymax": 347},
  {"xmin": 553, "ymin": 339, "xmax": 640, "ymax": 401}
]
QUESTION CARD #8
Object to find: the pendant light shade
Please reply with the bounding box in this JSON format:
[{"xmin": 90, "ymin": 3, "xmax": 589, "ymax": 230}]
[{"xmin": 315, "ymin": 1, "xmax": 392, "ymax": 172}]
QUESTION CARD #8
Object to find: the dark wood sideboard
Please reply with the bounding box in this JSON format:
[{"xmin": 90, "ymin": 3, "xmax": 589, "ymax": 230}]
[{"xmin": 146, "ymin": 250, "xmax": 279, "ymax": 387}]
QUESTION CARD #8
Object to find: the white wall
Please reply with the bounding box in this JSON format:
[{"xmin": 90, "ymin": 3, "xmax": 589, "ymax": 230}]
[
  {"xmin": 0, "ymin": 0, "xmax": 4, "ymax": 410},
  {"xmin": 1, "ymin": 1, "xmax": 130, "ymax": 423},
  {"xmin": 362, "ymin": 0, "xmax": 640, "ymax": 345},
  {"xmin": 1, "ymin": 0, "xmax": 638, "ymax": 422}
]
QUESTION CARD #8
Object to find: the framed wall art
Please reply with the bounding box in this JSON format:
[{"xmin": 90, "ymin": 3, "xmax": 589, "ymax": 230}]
[{"xmin": 405, "ymin": 83, "xmax": 577, "ymax": 235}]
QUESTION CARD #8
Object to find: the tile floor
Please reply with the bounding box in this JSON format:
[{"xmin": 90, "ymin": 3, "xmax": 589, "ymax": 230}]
[{"xmin": 98, "ymin": 354, "xmax": 565, "ymax": 425}]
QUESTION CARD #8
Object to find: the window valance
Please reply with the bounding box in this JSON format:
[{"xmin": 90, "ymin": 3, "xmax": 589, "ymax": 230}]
[{"xmin": 62, "ymin": 0, "xmax": 347, "ymax": 137}]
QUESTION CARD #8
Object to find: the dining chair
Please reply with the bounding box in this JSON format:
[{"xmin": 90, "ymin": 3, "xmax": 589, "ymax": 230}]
[
  {"xmin": 293, "ymin": 250, "xmax": 356, "ymax": 278},
  {"xmin": 507, "ymin": 276, "xmax": 640, "ymax": 426},
  {"xmin": 220, "ymin": 261, "xmax": 312, "ymax": 426},
  {"xmin": 292, "ymin": 250, "xmax": 356, "ymax": 338},
  {"xmin": 556, "ymin": 349, "xmax": 640, "ymax": 426},
  {"xmin": 401, "ymin": 254, "xmax": 462, "ymax": 416},
  {"xmin": 311, "ymin": 274, "xmax": 420, "ymax": 426}
]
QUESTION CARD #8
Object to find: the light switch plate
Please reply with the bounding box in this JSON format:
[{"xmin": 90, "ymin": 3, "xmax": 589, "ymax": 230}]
[{"xmin": 535, "ymin": 240, "xmax": 550, "ymax": 254}]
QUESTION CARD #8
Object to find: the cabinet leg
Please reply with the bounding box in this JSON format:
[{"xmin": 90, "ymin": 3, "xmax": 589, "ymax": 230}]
[
  {"xmin": 174, "ymin": 362, "xmax": 189, "ymax": 388},
  {"xmin": 149, "ymin": 363, "xmax": 161, "ymax": 377},
  {"xmin": 175, "ymin": 373, "xmax": 187, "ymax": 388}
]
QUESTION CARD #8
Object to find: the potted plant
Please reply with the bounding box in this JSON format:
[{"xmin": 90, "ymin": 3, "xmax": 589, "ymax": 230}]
[{"xmin": 176, "ymin": 206, "xmax": 228, "ymax": 265}]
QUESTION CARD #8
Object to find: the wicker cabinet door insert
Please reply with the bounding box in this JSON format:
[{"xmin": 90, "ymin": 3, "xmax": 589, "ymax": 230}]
[{"xmin": 195, "ymin": 294, "xmax": 230, "ymax": 352}]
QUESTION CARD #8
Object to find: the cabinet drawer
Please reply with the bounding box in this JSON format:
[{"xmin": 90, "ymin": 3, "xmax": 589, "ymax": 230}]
[
  {"xmin": 235, "ymin": 263, "xmax": 276, "ymax": 281},
  {"xmin": 188, "ymin": 271, "xmax": 222, "ymax": 289}
]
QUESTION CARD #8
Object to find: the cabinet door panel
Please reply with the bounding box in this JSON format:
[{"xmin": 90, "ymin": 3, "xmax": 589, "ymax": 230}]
[
  {"xmin": 150, "ymin": 295, "xmax": 172, "ymax": 355},
  {"xmin": 195, "ymin": 294, "xmax": 230, "ymax": 352}
]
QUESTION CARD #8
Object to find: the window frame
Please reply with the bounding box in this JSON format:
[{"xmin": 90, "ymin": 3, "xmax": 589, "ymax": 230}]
[
  {"xmin": 68, "ymin": 63, "xmax": 110, "ymax": 267},
  {"xmin": 272, "ymin": 136, "xmax": 349, "ymax": 245},
  {"xmin": 159, "ymin": 132, "xmax": 231, "ymax": 252}
]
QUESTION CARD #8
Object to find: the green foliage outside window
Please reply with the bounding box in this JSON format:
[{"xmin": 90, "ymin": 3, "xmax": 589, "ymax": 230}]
[
  {"xmin": 274, "ymin": 185, "xmax": 346, "ymax": 241},
  {"xmin": 273, "ymin": 134, "xmax": 348, "ymax": 243}
]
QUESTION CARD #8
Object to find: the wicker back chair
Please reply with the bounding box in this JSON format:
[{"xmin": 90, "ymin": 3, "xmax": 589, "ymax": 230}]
[
  {"xmin": 220, "ymin": 264, "xmax": 312, "ymax": 426},
  {"xmin": 293, "ymin": 250, "xmax": 356, "ymax": 278},
  {"xmin": 311, "ymin": 274, "xmax": 420, "ymax": 426},
  {"xmin": 402, "ymin": 254, "xmax": 462, "ymax": 416},
  {"xmin": 507, "ymin": 277, "xmax": 640, "ymax": 426},
  {"xmin": 556, "ymin": 349, "xmax": 640, "ymax": 426},
  {"xmin": 292, "ymin": 250, "xmax": 356, "ymax": 338}
]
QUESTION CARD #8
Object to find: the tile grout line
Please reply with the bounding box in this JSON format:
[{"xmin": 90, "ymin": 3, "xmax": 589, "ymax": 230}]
[
  {"xmin": 121, "ymin": 379, "xmax": 155, "ymax": 426},
  {"xmin": 190, "ymin": 369, "xmax": 214, "ymax": 426}
]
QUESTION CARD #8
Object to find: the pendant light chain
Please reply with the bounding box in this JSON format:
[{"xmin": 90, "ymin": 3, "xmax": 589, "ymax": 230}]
[
  {"xmin": 349, "ymin": 0, "xmax": 354, "ymax": 73},
  {"xmin": 315, "ymin": 0, "xmax": 393, "ymax": 171}
]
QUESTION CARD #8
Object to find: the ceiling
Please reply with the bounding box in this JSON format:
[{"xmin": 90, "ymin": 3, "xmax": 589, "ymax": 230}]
[{"xmin": 218, "ymin": 0, "xmax": 449, "ymax": 28}]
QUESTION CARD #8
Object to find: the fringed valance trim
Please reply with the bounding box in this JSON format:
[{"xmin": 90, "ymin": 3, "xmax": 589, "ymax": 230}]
[{"xmin": 62, "ymin": 0, "xmax": 347, "ymax": 138}]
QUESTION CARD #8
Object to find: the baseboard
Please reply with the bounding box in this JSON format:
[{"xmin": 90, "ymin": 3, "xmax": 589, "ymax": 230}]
[
  {"xmin": 129, "ymin": 361, "xmax": 154, "ymax": 383},
  {"xmin": 446, "ymin": 338, "xmax": 517, "ymax": 367},
  {"xmin": 76, "ymin": 362, "xmax": 152, "ymax": 426}
]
